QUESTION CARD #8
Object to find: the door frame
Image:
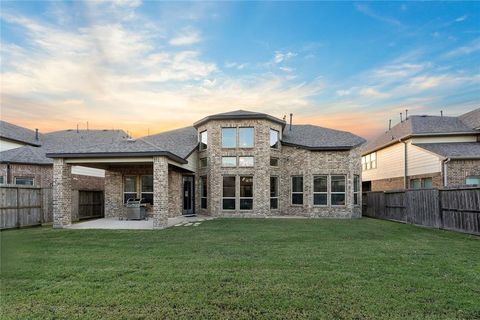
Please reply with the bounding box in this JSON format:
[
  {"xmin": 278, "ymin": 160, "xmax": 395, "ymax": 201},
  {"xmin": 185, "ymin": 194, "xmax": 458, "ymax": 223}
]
[{"xmin": 182, "ymin": 175, "xmax": 195, "ymax": 215}]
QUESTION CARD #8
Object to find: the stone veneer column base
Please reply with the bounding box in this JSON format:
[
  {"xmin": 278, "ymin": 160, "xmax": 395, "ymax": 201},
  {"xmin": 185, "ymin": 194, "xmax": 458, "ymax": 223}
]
[
  {"xmin": 52, "ymin": 158, "xmax": 72, "ymax": 228},
  {"xmin": 153, "ymin": 156, "xmax": 169, "ymax": 229}
]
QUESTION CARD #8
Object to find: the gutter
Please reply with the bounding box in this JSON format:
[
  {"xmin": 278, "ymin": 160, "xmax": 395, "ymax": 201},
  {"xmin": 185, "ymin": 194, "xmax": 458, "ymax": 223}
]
[
  {"xmin": 401, "ymin": 139, "xmax": 408, "ymax": 189},
  {"xmin": 443, "ymin": 158, "xmax": 451, "ymax": 187},
  {"xmin": 45, "ymin": 151, "xmax": 188, "ymax": 164}
]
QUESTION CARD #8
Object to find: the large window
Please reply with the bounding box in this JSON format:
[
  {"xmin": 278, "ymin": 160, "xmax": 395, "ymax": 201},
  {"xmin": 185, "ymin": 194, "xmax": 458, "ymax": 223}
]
[
  {"xmin": 270, "ymin": 176, "xmax": 279, "ymax": 209},
  {"xmin": 362, "ymin": 152, "xmax": 377, "ymax": 171},
  {"xmin": 240, "ymin": 176, "xmax": 253, "ymax": 210},
  {"xmin": 466, "ymin": 176, "xmax": 480, "ymax": 185},
  {"xmin": 124, "ymin": 175, "xmax": 137, "ymax": 203},
  {"xmin": 141, "ymin": 175, "xmax": 153, "ymax": 205},
  {"xmin": 222, "ymin": 128, "xmax": 236, "ymax": 148},
  {"xmin": 239, "ymin": 156, "xmax": 254, "ymax": 167},
  {"xmin": 222, "ymin": 156, "xmax": 237, "ymax": 167},
  {"xmin": 331, "ymin": 175, "xmax": 346, "ymax": 206},
  {"xmin": 291, "ymin": 176, "xmax": 303, "ymax": 205},
  {"xmin": 222, "ymin": 176, "xmax": 236, "ymax": 210},
  {"xmin": 200, "ymin": 176, "xmax": 207, "ymax": 209},
  {"xmin": 14, "ymin": 177, "xmax": 34, "ymax": 186},
  {"xmin": 199, "ymin": 130, "xmax": 208, "ymax": 150},
  {"xmin": 313, "ymin": 175, "xmax": 328, "ymax": 206},
  {"xmin": 239, "ymin": 127, "xmax": 254, "ymax": 148},
  {"xmin": 270, "ymin": 129, "xmax": 279, "ymax": 149},
  {"xmin": 354, "ymin": 175, "xmax": 360, "ymax": 205}
]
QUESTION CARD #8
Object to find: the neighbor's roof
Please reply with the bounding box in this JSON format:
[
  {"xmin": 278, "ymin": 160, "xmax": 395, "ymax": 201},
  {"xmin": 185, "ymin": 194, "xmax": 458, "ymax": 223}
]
[
  {"xmin": 459, "ymin": 108, "xmax": 480, "ymax": 130},
  {"xmin": 193, "ymin": 109, "xmax": 286, "ymax": 128},
  {"xmin": 1, "ymin": 129, "xmax": 128, "ymax": 165},
  {"xmin": 282, "ymin": 124, "xmax": 365, "ymax": 150},
  {"xmin": 0, "ymin": 120, "xmax": 41, "ymax": 146},
  {"xmin": 363, "ymin": 113, "xmax": 479, "ymax": 155},
  {"xmin": 414, "ymin": 142, "xmax": 480, "ymax": 159}
]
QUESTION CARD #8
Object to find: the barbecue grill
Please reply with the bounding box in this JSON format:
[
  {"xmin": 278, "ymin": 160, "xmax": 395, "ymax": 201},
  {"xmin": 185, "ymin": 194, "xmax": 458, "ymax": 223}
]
[{"xmin": 125, "ymin": 198, "xmax": 147, "ymax": 220}]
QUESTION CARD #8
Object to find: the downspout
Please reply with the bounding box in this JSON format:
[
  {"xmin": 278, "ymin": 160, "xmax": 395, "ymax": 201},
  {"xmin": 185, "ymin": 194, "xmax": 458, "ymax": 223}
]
[
  {"xmin": 443, "ymin": 158, "xmax": 451, "ymax": 187},
  {"xmin": 399, "ymin": 139, "xmax": 408, "ymax": 189},
  {"xmin": 6, "ymin": 162, "xmax": 11, "ymax": 184}
]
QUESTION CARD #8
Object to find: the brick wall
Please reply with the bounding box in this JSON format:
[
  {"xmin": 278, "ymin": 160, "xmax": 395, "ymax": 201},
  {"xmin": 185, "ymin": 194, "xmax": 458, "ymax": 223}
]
[{"xmin": 447, "ymin": 159, "xmax": 480, "ymax": 186}]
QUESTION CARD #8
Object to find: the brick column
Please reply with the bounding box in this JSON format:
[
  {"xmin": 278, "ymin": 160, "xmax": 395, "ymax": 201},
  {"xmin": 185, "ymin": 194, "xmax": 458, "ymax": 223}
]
[
  {"xmin": 53, "ymin": 158, "xmax": 72, "ymax": 228},
  {"xmin": 105, "ymin": 170, "xmax": 124, "ymax": 219},
  {"xmin": 153, "ymin": 156, "xmax": 169, "ymax": 229}
]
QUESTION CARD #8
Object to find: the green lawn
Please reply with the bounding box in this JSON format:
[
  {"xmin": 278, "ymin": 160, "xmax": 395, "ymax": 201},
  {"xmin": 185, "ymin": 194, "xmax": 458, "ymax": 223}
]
[{"xmin": 1, "ymin": 218, "xmax": 479, "ymax": 320}]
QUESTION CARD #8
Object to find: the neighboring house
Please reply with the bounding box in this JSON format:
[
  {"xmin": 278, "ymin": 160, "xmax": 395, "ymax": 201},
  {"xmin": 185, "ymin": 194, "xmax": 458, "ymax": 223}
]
[
  {"xmin": 362, "ymin": 108, "xmax": 480, "ymax": 191},
  {"xmin": 0, "ymin": 120, "xmax": 125, "ymax": 221},
  {"xmin": 46, "ymin": 110, "xmax": 365, "ymax": 229}
]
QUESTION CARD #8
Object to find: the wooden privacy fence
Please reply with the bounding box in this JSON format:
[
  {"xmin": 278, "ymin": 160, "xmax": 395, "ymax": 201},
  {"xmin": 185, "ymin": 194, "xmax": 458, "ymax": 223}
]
[
  {"xmin": 363, "ymin": 187, "xmax": 480, "ymax": 235},
  {"xmin": 0, "ymin": 186, "xmax": 46, "ymax": 229}
]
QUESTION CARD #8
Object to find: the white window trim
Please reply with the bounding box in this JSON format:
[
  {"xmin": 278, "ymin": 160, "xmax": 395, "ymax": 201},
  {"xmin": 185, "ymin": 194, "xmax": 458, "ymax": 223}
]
[
  {"xmin": 270, "ymin": 128, "xmax": 280, "ymax": 149},
  {"xmin": 331, "ymin": 175, "xmax": 346, "ymax": 207},
  {"xmin": 362, "ymin": 152, "xmax": 377, "ymax": 171},
  {"xmin": 199, "ymin": 130, "xmax": 208, "ymax": 151},
  {"xmin": 313, "ymin": 175, "xmax": 328, "ymax": 207},
  {"xmin": 14, "ymin": 176, "xmax": 34, "ymax": 186},
  {"xmin": 291, "ymin": 176, "xmax": 304, "ymax": 206}
]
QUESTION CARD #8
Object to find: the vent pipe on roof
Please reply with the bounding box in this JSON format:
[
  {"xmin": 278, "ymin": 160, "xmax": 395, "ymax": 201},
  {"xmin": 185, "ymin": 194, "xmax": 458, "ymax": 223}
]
[
  {"xmin": 405, "ymin": 109, "xmax": 408, "ymax": 120},
  {"xmin": 440, "ymin": 110, "xmax": 443, "ymax": 117},
  {"xmin": 76, "ymin": 124, "xmax": 79, "ymax": 133},
  {"xmin": 289, "ymin": 113, "xmax": 293, "ymax": 131},
  {"xmin": 87, "ymin": 121, "xmax": 89, "ymax": 131},
  {"xmin": 400, "ymin": 112, "xmax": 403, "ymax": 123},
  {"xmin": 388, "ymin": 119, "xmax": 392, "ymax": 131},
  {"xmin": 35, "ymin": 129, "xmax": 39, "ymax": 141}
]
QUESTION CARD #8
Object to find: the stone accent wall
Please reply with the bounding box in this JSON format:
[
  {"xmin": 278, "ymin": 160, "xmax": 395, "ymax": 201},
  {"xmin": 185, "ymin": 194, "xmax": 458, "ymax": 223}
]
[
  {"xmin": 195, "ymin": 118, "xmax": 361, "ymax": 218},
  {"xmin": 168, "ymin": 170, "xmax": 183, "ymax": 217},
  {"xmin": 153, "ymin": 156, "xmax": 169, "ymax": 228},
  {"xmin": 447, "ymin": 159, "xmax": 480, "ymax": 186},
  {"xmin": 104, "ymin": 170, "xmax": 123, "ymax": 218},
  {"xmin": 52, "ymin": 158, "xmax": 72, "ymax": 228}
]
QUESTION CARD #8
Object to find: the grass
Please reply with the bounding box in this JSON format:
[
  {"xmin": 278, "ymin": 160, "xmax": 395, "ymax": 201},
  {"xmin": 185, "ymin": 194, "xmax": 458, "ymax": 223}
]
[{"xmin": 1, "ymin": 218, "xmax": 479, "ymax": 320}]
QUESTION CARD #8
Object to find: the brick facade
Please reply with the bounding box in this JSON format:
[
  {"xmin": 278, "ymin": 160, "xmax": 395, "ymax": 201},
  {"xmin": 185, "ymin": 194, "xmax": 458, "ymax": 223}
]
[
  {"xmin": 447, "ymin": 159, "xmax": 480, "ymax": 186},
  {"xmin": 52, "ymin": 158, "xmax": 72, "ymax": 228}
]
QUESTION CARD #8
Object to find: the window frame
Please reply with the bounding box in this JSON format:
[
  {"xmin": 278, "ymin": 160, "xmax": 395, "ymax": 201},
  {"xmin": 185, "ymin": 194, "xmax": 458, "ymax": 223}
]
[
  {"xmin": 0, "ymin": 176, "xmax": 4, "ymax": 185},
  {"xmin": 200, "ymin": 176, "xmax": 208, "ymax": 209},
  {"xmin": 421, "ymin": 177, "xmax": 433, "ymax": 189},
  {"xmin": 313, "ymin": 175, "xmax": 328, "ymax": 207},
  {"xmin": 123, "ymin": 175, "xmax": 137, "ymax": 203},
  {"xmin": 270, "ymin": 176, "xmax": 279, "ymax": 210},
  {"xmin": 270, "ymin": 129, "xmax": 280, "ymax": 149},
  {"xmin": 362, "ymin": 152, "xmax": 377, "ymax": 171},
  {"xmin": 291, "ymin": 176, "xmax": 304, "ymax": 205},
  {"xmin": 13, "ymin": 176, "xmax": 34, "ymax": 186},
  {"xmin": 239, "ymin": 176, "xmax": 254, "ymax": 210},
  {"xmin": 354, "ymin": 175, "xmax": 360, "ymax": 206},
  {"xmin": 330, "ymin": 175, "xmax": 346, "ymax": 207},
  {"xmin": 466, "ymin": 175, "xmax": 480, "ymax": 185},
  {"xmin": 238, "ymin": 127, "xmax": 254, "ymax": 148},
  {"xmin": 410, "ymin": 178, "xmax": 421, "ymax": 189},
  {"xmin": 140, "ymin": 175, "xmax": 154, "ymax": 205},
  {"xmin": 238, "ymin": 156, "xmax": 254, "ymax": 167},
  {"xmin": 222, "ymin": 176, "xmax": 236, "ymax": 210},
  {"xmin": 199, "ymin": 157, "xmax": 208, "ymax": 168},
  {"xmin": 199, "ymin": 130, "xmax": 208, "ymax": 151},
  {"xmin": 221, "ymin": 127, "xmax": 237, "ymax": 148},
  {"xmin": 270, "ymin": 157, "xmax": 279, "ymax": 167},
  {"xmin": 221, "ymin": 156, "xmax": 237, "ymax": 167}
]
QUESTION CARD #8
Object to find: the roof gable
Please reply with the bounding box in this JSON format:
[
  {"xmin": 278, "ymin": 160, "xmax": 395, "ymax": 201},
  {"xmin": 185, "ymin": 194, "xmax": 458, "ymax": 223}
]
[{"xmin": 0, "ymin": 120, "xmax": 41, "ymax": 146}]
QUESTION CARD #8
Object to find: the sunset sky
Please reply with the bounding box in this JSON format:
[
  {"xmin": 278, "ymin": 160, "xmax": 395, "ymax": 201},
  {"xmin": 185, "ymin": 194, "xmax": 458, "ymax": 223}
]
[{"xmin": 1, "ymin": 1, "xmax": 479, "ymax": 139}]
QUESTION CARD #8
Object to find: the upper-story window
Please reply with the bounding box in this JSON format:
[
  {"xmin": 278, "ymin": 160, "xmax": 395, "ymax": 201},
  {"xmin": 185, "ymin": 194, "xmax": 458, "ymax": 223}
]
[
  {"xmin": 239, "ymin": 156, "xmax": 254, "ymax": 167},
  {"xmin": 239, "ymin": 127, "xmax": 254, "ymax": 148},
  {"xmin": 270, "ymin": 129, "xmax": 279, "ymax": 149},
  {"xmin": 199, "ymin": 130, "xmax": 208, "ymax": 150},
  {"xmin": 362, "ymin": 152, "xmax": 377, "ymax": 170},
  {"xmin": 14, "ymin": 177, "xmax": 34, "ymax": 186},
  {"xmin": 222, "ymin": 128, "xmax": 236, "ymax": 148}
]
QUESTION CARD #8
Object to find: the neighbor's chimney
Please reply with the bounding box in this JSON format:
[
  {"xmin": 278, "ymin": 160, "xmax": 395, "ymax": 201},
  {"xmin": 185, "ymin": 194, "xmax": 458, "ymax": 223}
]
[
  {"xmin": 289, "ymin": 113, "xmax": 293, "ymax": 131},
  {"xmin": 400, "ymin": 112, "xmax": 403, "ymax": 123},
  {"xmin": 35, "ymin": 129, "xmax": 39, "ymax": 141},
  {"xmin": 405, "ymin": 109, "xmax": 408, "ymax": 120},
  {"xmin": 388, "ymin": 119, "xmax": 392, "ymax": 131}
]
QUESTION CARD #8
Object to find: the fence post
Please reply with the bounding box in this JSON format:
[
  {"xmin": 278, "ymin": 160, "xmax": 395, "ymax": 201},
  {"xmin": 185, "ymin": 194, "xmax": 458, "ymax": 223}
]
[
  {"xmin": 15, "ymin": 187, "xmax": 20, "ymax": 228},
  {"xmin": 438, "ymin": 189, "xmax": 444, "ymax": 229}
]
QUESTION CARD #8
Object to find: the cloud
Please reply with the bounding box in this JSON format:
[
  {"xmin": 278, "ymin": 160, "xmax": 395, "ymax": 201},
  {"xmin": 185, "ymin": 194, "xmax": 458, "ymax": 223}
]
[
  {"xmin": 336, "ymin": 90, "xmax": 351, "ymax": 97},
  {"xmin": 359, "ymin": 87, "xmax": 389, "ymax": 98},
  {"xmin": 169, "ymin": 28, "xmax": 201, "ymax": 46},
  {"xmin": 355, "ymin": 3, "xmax": 403, "ymax": 27},
  {"xmin": 273, "ymin": 51, "xmax": 296, "ymax": 63},
  {"xmin": 455, "ymin": 15, "xmax": 467, "ymax": 22},
  {"xmin": 225, "ymin": 62, "xmax": 247, "ymax": 70},
  {"xmin": 444, "ymin": 38, "xmax": 480, "ymax": 57}
]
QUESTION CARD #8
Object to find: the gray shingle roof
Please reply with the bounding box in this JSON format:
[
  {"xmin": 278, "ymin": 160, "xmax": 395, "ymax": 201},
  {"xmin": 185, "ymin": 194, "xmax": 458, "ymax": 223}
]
[
  {"xmin": 0, "ymin": 120, "xmax": 41, "ymax": 146},
  {"xmin": 414, "ymin": 142, "xmax": 480, "ymax": 159},
  {"xmin": 142, "ymin": 126, "xmax": 198, "ymax": 159},
  {"xmin": 0, "ymin": 146, "xmax": 52, "ymax": 164},
  {"xmin": 459, "ymin": 108, "xmax": 480, "ymax": 130},
  {"xmin": 194, "ymin": 109, "xmax": 286, "ymax": 128},
  {"xmin": 363, "ymin": 113, "xmax": 479, "ymax": 154},
  {"xmin": 282, "ymin": 124, "xmax": 365, "ymax": 150}
]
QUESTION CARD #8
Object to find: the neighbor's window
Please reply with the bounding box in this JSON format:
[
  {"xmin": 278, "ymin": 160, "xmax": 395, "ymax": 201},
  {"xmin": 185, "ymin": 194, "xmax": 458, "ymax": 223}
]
[
  {"xmin": 222, "ymin": 176, "xmax": 236, "ymax": 210},
  {"xmin": 239, "ymin": 127, "xmax": 254, "ymax": 148},
  {"xmin": 362, "ymin": 152, "xmax": 376, "ymax": 171},
  {"xmin": 240, "ymin": 176, "xmax": 253, "ymax": 210},
  {"xmin": 270, "ymin": 157, "xmax": 279, "ymax": 166},
  {"xmin": 141, "ymin": 175, "xmax": 153, "ymax": 205},
  {"xmin": 466, "ymin": 176, "xmax": 480, "ymax": 185},
  {"xmin": 331, "ymin": 175, "xmax": 346, "ymax": 206},
  {"xmin": 291, "ymin": 176, "xmax": 303, "ymax": 205},
  {"xmin": 200, "ymin": 176, "xmax": 207, "ymax": 209},
  {"xmin": 410, "ymin": 179, "xmax": 421, "ymax": 189},
  {"xmin": 354, "ymin": 175, "xmax": 360, "ymax": 205},
  {"xmin": 124, "ymin": 175, "xmax": 137, "ymax": 203},
  {"xmin": 313, "ymin": 175, "xmax": 328, "ymax": 206},
  {"xmin": 239, "ymin": 156, "xmax": 254, "ymax": 167},
  {"xmin": 14, "ymin": 177, "xmax": 34, "ymax": 186},
  {"xmin": 199, "ymin": 157, "xmax": 208, "ymax": 168},
  {"xmin": 0, "ymin": 176, "xmax": 4, "ymax": 184},
  {"xmin": 270, "ymin": 129, "xmax": 279, "ymax": 149},
  {"xmin": 222, "ymin": 128, "xmax": 237, "ymax": 148},
  {"xmin": 199, "ymin": 130, "xmax": 208, "ymax": 150},
  {"xmin": 422, "ymin": 177, "xmax": 433, "ymax": 189},
  {"xmin": 270, "ymin": 176, "xmax": 279, "ymax": 209},
  {"xmin": 222, "ymin": 156, "xmax": 237, "ymax": 167}
]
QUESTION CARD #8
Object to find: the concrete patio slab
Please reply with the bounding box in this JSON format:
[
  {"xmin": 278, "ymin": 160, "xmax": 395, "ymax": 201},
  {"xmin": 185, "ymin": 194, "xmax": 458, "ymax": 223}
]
[{"xmin": 66, "ymin": 215, "xmax": 214, "ymax": 230}]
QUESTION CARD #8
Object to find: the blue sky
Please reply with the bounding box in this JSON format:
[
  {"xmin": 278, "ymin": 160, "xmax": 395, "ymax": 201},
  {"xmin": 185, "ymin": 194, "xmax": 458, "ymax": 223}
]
[{"xmin": 1, "ymin": 1, "xmax": 479, "ymax": 138}]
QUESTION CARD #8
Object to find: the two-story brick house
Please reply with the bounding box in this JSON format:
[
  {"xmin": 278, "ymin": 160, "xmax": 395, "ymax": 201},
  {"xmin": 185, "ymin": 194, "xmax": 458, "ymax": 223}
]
[{"xmin": 46, "ymin": 110, "xmax": 365, "ymax": 228}]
